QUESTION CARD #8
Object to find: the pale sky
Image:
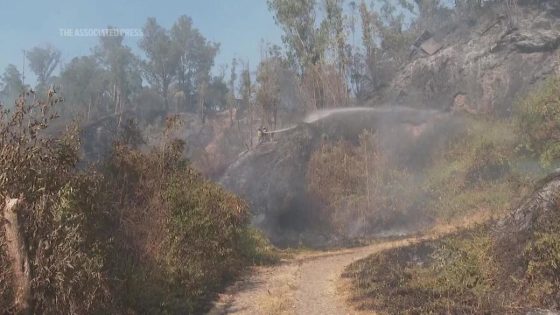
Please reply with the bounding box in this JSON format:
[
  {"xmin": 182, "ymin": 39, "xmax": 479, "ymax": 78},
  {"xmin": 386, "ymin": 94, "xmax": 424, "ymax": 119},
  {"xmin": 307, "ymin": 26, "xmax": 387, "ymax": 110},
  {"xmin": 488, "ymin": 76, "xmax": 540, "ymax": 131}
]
[{"xmin": 0, "ymin": 0, "xmax": 284, "ymax": 85}]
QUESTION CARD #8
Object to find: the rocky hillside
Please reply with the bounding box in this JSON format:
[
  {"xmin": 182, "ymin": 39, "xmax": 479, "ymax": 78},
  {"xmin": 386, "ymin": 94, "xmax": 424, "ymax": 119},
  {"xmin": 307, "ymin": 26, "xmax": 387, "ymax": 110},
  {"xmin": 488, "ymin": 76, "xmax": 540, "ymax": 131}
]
[
  {"xmin": 220, "ymin": 2, "xmax": 560, "ymax": 247},
  {"xmin": 377, "ymin": 2, "xmax": 560, "ymax": 115}
]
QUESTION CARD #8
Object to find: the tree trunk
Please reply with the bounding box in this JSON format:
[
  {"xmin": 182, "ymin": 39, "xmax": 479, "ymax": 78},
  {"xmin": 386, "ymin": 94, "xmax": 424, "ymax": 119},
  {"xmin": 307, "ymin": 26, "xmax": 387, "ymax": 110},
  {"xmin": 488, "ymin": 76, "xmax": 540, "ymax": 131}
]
[{"xmin": 3, "ymin": 197, "xmax": 31, "ymax": 314}]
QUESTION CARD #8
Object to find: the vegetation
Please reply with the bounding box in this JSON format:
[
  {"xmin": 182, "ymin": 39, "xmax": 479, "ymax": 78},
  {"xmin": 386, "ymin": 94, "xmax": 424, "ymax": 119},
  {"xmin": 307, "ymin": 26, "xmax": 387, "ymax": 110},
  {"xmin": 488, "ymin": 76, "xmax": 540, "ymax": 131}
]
[
  {"xmin": 305, "ymin": 115, "xmax": 528, "ymax": 238},
  {"xmin": 307, "ymin": 131, "xmax": 421, "ymax": 236},
  {"xmin": 1, "ymin": 0, "xmax": 556, "ymax": 313},
  {"xmin": 0, "ymin": 95, "xmax": 276, "ymax": 314},
  {"xmin": 516, "ymin": 76, "xmax": 560, "ymax": 168},
  {"xmin": 343, "ymin": 77, "xmax": 560, "ymax": 314},
  {"xmin": 343, "ymin": 230, "xmax": 500, "ymax": 314},
  {"xmin": 424, "ymin": 118, "xmax": 523, "ymax": 220}
]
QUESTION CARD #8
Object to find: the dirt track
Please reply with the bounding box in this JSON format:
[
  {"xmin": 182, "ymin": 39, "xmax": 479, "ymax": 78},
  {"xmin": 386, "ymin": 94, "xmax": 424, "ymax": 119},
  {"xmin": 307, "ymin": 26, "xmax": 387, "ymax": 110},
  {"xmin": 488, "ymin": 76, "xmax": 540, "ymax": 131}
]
[
  {"xmin": 208, "ymin": 238, "xmax": 418, "ymax": 315},
  {"xmin": 208, "ymin": 216, "xmax": 488, "ymax": 315}
]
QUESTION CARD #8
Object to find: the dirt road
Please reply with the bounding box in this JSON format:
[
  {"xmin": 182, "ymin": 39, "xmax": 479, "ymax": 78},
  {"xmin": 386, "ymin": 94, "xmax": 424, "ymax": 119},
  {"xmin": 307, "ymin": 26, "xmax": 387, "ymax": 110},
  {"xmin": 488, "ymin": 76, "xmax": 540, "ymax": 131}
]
[
  {"xmin": 208, "ymin": 237, "xmax": 415, "ymax": 315},
  {"xmin": 208, "ymin": 216, "xmax": 488, "ymax": 315}
]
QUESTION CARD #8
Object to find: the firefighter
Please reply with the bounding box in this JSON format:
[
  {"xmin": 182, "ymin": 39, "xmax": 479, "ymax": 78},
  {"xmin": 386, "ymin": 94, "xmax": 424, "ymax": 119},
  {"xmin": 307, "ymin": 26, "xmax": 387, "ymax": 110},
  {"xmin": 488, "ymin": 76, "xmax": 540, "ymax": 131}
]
[
  {"xmin": 257, "ymin": 127, "xmax": 263, "ymax": 144},
  {"xmin": 262, "ymin": 127, "xmax": 269, "ymax": 142}
]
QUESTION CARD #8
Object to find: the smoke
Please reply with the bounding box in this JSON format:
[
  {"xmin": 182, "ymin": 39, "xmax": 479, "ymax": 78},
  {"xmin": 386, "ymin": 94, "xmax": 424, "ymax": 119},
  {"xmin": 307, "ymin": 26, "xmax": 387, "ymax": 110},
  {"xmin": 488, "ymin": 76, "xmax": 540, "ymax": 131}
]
[{"xmin": 220, "ymin": 105, "xmax": 470, "ymax": 246}]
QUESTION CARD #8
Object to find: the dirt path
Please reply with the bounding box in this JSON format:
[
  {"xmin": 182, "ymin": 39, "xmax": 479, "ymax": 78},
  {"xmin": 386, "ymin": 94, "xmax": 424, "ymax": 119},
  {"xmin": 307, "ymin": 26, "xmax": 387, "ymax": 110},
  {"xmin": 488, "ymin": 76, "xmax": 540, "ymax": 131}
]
[
  {"xmin": 208, "ymin": 238, "xmax": 415, "ymax": 315},
  {"xmin": 208, "ymin": 216, "xmax": 489, "ymax": 315}
]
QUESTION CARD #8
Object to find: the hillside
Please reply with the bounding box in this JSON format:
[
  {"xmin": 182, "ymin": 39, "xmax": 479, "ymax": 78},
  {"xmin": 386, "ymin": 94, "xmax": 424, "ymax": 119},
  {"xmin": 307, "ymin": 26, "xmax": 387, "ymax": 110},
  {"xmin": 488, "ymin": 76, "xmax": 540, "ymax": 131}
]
[
  {"xmin": 3, "ymin": 0, "xmax": 560, "ymax": 314},
  {"xmin": 220, "ymin": 2, "xmax": 560, "ymax": 247},
  {"xmin": 340, "ymin": 71, "xmax": 560, "ymax": 314},
  {"xmin": 376, "ymin": 1, "xmax": 560, "ymax": 114}
]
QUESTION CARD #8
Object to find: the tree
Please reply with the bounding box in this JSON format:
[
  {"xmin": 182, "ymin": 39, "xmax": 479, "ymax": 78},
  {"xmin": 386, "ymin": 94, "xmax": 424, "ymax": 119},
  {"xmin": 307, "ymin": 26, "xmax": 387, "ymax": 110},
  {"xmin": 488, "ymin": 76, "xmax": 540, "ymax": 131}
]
[
  {"xmin": 0, "ymin": 65, "xmax": 25, "ymax": 105},
  {"xmin": 325, "ymin": 0, "xmax": 347, "ymax": 74},
  {"xmin": 94, "ymin": 27, "xmax": 142, "ymax": 116},
  {"xmin": 139, "ymin": 18, "xmax": 179, "ymax": 110},
  {"xmin": 60, "ymin": 56, "xmax": 108, "ymax": 120},
  {"xmin": 227, "ymin": 58, "xmax": 238, "ymax": 123},
  {"xmin": 171, "ymin": 15, "xmax": 219, "ymax": 112},
  {"xmin": 268, "ymin": 0, "xmax": 353, "ymax": 109},
  {"xmin": 256, "ymin": 51, "xmax": 281, "ymax": 129},
  {"xmin": 240, "ymin": 64, "xmax": 254, "ymax": 147},
  {"xmin": 205, "ymin": 76, "xmax": 229, "ymax": 113},
  {"xmin": 267, "ymin": 0, "xmax": 328, "ymax": 75},
  {"xmin": 359, "ymin": 1, "xmax": 376, "ymax": 57},
  {"xmin": 26, "ymin": 45, "xmax": 61, "ymax": 91}
]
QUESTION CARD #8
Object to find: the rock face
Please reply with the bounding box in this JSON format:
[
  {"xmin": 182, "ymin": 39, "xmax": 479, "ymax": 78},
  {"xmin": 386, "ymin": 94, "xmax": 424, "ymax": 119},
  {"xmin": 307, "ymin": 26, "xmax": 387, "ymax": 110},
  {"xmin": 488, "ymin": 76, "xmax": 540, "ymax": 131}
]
[
  {"xmin": 377, "ymin": 4, "xmax": 560, "ymax": 115},
  {"xmin": 497, "ymin": 169, "xmax": 560, "ymax": 235}
]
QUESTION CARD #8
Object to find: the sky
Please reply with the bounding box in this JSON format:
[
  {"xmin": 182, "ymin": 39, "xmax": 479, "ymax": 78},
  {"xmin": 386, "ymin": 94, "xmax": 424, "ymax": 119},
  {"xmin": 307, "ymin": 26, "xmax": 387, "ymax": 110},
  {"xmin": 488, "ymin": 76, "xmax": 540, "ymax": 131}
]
[{"xmin": 0, "ymin": 0, "xmax": 284, "ymax": 85}]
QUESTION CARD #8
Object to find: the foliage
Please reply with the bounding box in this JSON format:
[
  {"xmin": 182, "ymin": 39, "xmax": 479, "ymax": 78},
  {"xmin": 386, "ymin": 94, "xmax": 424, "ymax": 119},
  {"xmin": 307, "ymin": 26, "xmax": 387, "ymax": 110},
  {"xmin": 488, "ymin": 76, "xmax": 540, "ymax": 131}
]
[
  {"xmin": 172, "ymin": 15, "xmax": 220, "ymax": 112},
  {"xmin": 140, "ymin": 17, "xmax": 179, "ymax": 109},
  {"xmin": 424, "ymin": 118, "xmax": 521, "ymax": 220},
  {"xmin": 430, "ymin": 232, "xmax": 496, "ymax": 303},
  {"xmin": 93, "ymin": 28, "xmax": 143, "ymax": 116},
  {"xmin": 256, "ymin": 50, "xmax": 282, "ymax": 129},
  {"xmin": 344, "ymin": 199, "xmax": 560, "ymax": 314},
  {"xmin": 343, "ymin": 83, "xmax": 560, "ymax": 313},
  {"xmin": 103, "ymin": 126, "xmax": 275, "ymax": 314},
  {"xmin": 343, "ymin": 230, "xmax": 500, "ymax": 314},
  {"xmin": 60, "ymin": 56, "xmax": 110, "ymax": 119},
  {"xmin": 307, "ymin": 131, "xmax": 421, "ymax": 236},
  {"xmin": 0, "ymin": 93, "xmax": 114, "ymax": 314},
  {"xmin": 26, "ymin": 45, "xmax": 61, "ymax": 90},
  {"xmin": 0, "ymin": 65, "xmax": 25, "ymax": 106},
  {"xmin": 523, "ymin": 231, "xmax": 560, "ymax": 305},
  {"xmin": 516, "ymin": 76, "xmax": 560, "ymax": 168},
  {"xmin": 267, "ymin": 0, "xmax": 328, "ymax": 74},
  {"xmin": 0, "ymin": 93, "xmax": 275, "ymax": 314}
]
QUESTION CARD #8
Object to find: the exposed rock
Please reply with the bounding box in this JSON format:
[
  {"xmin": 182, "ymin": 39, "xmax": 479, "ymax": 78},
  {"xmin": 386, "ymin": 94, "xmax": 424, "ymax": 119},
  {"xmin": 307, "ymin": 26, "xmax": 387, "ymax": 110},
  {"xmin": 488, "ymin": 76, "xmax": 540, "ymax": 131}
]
[
  {"xmin": 376, "ymin": 4, "xmax": 560, "ymax": 115},
  {"xmin": 497, "ymin": 169, "xmax": 560, "ymax": 234},
  {"xmin": 511, "ymin": 30, "xmax": 560, "ymax": 53}
]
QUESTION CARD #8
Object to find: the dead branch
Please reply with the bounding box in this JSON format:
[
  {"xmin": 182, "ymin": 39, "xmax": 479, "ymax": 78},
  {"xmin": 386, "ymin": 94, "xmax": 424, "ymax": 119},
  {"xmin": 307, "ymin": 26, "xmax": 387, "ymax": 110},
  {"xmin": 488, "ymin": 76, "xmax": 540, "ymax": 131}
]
[{"xmin": 2, "ymin": 196, "xmax": 31, "ymax": 314}]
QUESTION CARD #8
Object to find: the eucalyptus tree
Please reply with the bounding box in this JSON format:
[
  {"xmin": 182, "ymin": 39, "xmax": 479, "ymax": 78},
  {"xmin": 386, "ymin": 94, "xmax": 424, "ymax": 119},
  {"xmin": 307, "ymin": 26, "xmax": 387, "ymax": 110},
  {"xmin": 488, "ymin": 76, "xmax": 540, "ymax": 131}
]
[
  {"xmin": 0, "ymin": 65, "xmax": 25, "ymax": 105},
  {"xmin": 94, "ymin": 27, "xmax": 142, "ymax": 115},
  {"xmin": 60, "ymin": 56, "xmax": 108, "ymax": 119},
  {"xmin": 139, "ymin": 18, "xmax": 179, "ymax": 110},
  {"xmin": 26, "ymin": 45, "xmax": 61, "ymax": 92},
  {"xmin": 171, "ymin": 15, "xmax": 219, "ymax": 112}
]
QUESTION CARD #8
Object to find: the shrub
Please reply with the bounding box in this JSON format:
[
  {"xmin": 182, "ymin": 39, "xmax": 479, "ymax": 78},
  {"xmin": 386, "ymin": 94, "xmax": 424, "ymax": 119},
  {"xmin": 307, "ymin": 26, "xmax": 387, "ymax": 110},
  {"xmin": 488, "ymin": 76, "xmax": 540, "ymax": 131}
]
[
  {"xmin": 104, "ymin": 132, "xmax": 275, "ymax": 314},
  {"xmin": 523, "ymin": 231, "xmax": 560, "ymax": 305},
  {"xmin": 0, "ymin": 94, "xmax": 273, "ymax": 314},
  {"xmin": 424, "ymin": 118, "xmax": 520, "ymax": 220},
  {"xmin": 306, "ymin": 130, "xmax": 421, "ymax": 237},
  {"xmin": 343, "ymin": 230, "xmax": 500, "ymax": 314},
  {"xmin": 516, "ymin": 76, "xmax": 560, "ymax": 168},
  {"xmin": 0, "ymin": 94, "xmax": 116, "ymax": 314}
]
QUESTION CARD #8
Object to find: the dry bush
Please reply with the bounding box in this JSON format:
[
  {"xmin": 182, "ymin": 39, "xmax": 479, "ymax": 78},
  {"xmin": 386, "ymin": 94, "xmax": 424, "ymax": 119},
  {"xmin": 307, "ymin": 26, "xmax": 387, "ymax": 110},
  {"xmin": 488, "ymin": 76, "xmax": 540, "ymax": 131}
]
[
  {"xmin": 103, "ymin": 127, "xmax": 277, "ymax": 314},
  {"xmin": 343, "ymin": 229, "xmax": 501, "ymax": 314},
  {"xmin": 0, "ymin": 94, "xmax": 275, "ymax": 314},
  {"xmin": 0, "ymin": 93, "xmax": 115, "ymax": 314},
  {"xmin": 516, "ymin": 76, "xmax": 560, "ymax": 168},
  {"xmin": 306, "ymin": 130, "xmax": 420, "ymax": 237},
  {"xmin": 342, "ymin": 108, "xmax": 560, "ymax": 314}
]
